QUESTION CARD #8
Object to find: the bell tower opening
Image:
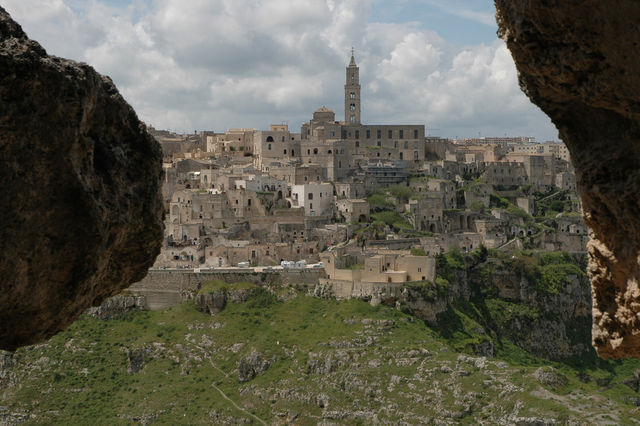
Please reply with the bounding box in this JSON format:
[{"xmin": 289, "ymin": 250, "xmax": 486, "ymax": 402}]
[{"xmin": 344, "ymin": 47, "xmax": 361, "ymax": 125}]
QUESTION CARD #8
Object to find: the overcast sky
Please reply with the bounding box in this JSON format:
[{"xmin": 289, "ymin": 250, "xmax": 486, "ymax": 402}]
[{"xmin": 3, "ymin": 0, "xmax": 560, "ymax": 141}]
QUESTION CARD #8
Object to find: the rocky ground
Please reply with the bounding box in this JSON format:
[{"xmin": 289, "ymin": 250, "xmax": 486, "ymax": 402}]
[{"xmin": 1, "ymin": 279, "xmax": 640, "ymax": 425}]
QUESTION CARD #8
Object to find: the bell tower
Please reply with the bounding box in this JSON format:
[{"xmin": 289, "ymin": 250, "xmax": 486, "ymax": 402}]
[{"xmin": 344, "ymin": 48, "xmax": 361, "ymax": 125}]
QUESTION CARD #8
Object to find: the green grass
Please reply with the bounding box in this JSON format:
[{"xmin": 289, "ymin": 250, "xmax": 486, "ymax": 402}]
[{"xmin": 3, "ymin": 286, "xmax": 640, "ymax": 424}]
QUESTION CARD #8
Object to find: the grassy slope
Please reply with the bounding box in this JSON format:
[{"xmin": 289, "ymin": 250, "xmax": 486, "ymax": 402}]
[{"xmin": 2, "ymin": 291, "xmax": 640, "ymax": 425}]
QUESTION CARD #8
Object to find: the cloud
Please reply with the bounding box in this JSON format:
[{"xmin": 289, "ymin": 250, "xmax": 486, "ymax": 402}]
[{"xmin": 1, "ymin": 0, "xmax": 557, "ymax": 139}]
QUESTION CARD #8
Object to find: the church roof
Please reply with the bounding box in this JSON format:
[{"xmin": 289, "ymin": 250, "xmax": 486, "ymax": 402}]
[{"xmin": 315, "ymin": 106, "xmax": 333, "ymax": 113}]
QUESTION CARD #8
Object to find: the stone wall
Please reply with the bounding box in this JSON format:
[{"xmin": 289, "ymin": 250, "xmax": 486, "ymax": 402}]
[{"xmin": 129, "ymin": 269, "xmax": 325, "ymax": 310}]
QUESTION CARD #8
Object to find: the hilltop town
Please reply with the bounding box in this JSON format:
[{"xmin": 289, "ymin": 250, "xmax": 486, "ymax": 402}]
[{"xmin": 149, "ymin": 54, "xmax": 584, "ymax": 297}]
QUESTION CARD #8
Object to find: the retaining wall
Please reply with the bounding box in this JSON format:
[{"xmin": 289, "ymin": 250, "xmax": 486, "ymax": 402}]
[{"xmin": 129, "ymin": 269, "xmax": 325, "ymax": 310}]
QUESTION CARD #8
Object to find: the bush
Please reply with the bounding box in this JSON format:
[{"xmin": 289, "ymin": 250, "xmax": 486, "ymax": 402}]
[
  {"xmin": 367, "ymin": 194, "xmax": 393, "ymax": 211},
  {"xmin": 411, "ymin": 247, "xmax": 427, "ymax": 256},
  {"xmin": 387, "ymin": 184, "xmax": 413, "ymax": 204}
]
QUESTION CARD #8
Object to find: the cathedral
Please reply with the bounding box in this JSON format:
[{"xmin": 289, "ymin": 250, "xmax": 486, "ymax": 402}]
[{"xmin": 255, "ymin": 53, "xmax": 427, "ymax": 178}]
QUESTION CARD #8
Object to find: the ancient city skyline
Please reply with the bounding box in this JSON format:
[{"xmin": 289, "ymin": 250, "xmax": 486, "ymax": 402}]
[{"xmin": 3, "ymin": 0, "xmax": 559, "ymax": 141}]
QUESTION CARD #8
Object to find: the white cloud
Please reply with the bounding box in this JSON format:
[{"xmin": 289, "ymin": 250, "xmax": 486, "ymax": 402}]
[{"xmin": 1, "ymin": 0, "xmax": 558, "ymax": 139}]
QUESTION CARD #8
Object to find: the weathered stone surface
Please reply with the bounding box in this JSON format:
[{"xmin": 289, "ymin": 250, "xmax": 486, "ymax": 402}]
[
  {"xmin": 495, "ymin": 0, "xmax": 640, "ymax": 359},
  {"xmin": 84, "ymin": 294, "xmax": 147, "ymax": 320},
  {"xmin": 237, "ymin": 350, "xmax": 271, "ymax": 382},
  {"xmin": 0, "ymin": 8, "xmax": 163, "ymax": 351}
]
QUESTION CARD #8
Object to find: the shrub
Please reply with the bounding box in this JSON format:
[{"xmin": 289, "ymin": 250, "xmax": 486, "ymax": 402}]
[{"xmin": 411, "ymin": 247, "xmax": 427, "ymax": 256}]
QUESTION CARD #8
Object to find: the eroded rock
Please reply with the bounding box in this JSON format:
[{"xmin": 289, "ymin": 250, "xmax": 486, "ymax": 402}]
[
  {"xmin": 0, "ymin": 7, "xmax": 163, "ymax": 351},
  {"xmin": 495, "ymin": 0, "xmax": 640, "ymax": 359}
]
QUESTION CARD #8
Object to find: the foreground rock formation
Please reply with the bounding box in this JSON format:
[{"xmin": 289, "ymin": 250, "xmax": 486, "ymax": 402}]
[
  {"xmin": 0, "ymin": 7, "xmax": 163, "ymax": 351},
  {"xmin": 495, "ymin": 0, "xmax": 640, "ymax": 359}
]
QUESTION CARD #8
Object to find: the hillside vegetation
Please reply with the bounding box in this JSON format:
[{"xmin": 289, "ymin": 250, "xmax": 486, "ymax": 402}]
[{"xmin": 2, "ymin": 282, "xmax": 640, "ymax": 424}]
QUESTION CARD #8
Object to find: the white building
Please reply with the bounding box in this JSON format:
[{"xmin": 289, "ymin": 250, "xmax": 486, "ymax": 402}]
[{"xmin": 290, "ymin": 183, "xmax": 334, "ymax": 216}]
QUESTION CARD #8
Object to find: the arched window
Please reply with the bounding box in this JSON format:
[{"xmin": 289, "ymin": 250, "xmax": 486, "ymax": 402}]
[{"xmin": 266, "ymin": 136, "xmax": 274, "ymax": 142}]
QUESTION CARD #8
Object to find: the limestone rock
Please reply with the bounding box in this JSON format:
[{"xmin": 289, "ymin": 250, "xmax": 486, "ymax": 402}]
[
  {"xmin": 84, "ymin": 294, "xmax": 147, "ymax": 320},
  {"xmin": 0, "ymin": 8, "xmax": 163, "ymax": 350},
  {"xmin": 196, "ymin": 291, "xmax": 227, "ymax": 315},
  {"xmin": 533, "ymin": 367, "xmax": 568, "ymax": 389},
  {"xmin": 237, "ymin": 350, "xmax": 271, "ymax": 382},
  {"xmin": 495, "ymin": 0, "xmax": 640, "ymax": 358}
]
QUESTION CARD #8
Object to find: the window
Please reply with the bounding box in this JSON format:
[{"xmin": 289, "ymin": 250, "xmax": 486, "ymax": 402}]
[
  {"xmin": 414, "ymin": 129, "xmax": 419, "ymax": 139},
  {"xmin": 394, "ymin": 141, "xmax": 398, "ymax": 148},
  {"xmin": 349, "ymin": 104, "xmax": 356, "ymax": 111},
  {"xmin": 268, "ymin": 144, "xmax": 271, "ymax": 150},
  {"xmin": 414, "ymin": 141, "xmax": 418, "ymax": 149},
  {"xmin": 350, "ymin": 92, "xmax": 355, "ymax": 99},
  {"xmin": 313, "ymin": 148, "xmax": 318, "ymax": 154},
  {"xmin": 284, "ymin": 149, "xmax": 287, "ymax": 155},
  {"xmin": 355, "ymin": 130, "xmax": 359, "ymax": 138},
  {"xmin": 399, "ymin": 130, "xmax": 404, "ymax": 138},
  {"xmin": 350, "ymin": 115, "xmax": 355, "ymax": 123},
  {"xmin": 307, "ymin": 149, "xmax": 310, "ymax": 154},
  {"xmin": 308, "ymin": 193, "xmax": 313, "ymax": 200},
  {"xmin": 388, "ymin": 130, "xmax": 393, "ymax": 138},
  {"xmin": 235, "ymin": 199, "xmax": 238, "ymax": 204},
  {"xmin": 418, "ymin": 267, "xmax": 422, "ymax": 272},
  {"xmin": 404, "ymin": 141, "xmax": 408, "ymax": 149},
  {"xmin": 377, "ymin": 129, "xmax": 381, "ymax": 138},
  {"xmin": 366, "ymin": 129, "xmax": 370, "ymax": 139},
  {"xmin": 377, "ymin": 141, "xmax": 381, "ymax": 147},
  {"xmin": 248, "ymin": 199, "xmax": 251, "ymax": 206},
  {"xmin": 309, "ymin": 203, "xmax": 313, "ymax": 209}
]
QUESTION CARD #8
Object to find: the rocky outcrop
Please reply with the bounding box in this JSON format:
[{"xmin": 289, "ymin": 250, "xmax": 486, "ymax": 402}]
[
  {"xmin": 237, "ymin": 350, "xmax": 271, "ymax": 382},
  {"xmin": 195, "ymin": 288, "xmax": 253, "ymax": 315},
  {"xmin": 495, "ymin": 1, "xmax": 640, "ymax": 359},
  {"xmin": 0, "ymin": 8, "xmax": 163, "ymax": 351},
  {"xmin": 84, "ymin": 294, "xmax": 147, "ymax": 320}
]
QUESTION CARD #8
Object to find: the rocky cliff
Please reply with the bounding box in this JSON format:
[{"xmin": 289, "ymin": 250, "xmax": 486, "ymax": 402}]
[
  {"xmin": 400, "ymin": 250, "xmax": 592, "ymax": 360},
  {"xmin": 495, "ymin": 0, "xmax": 640, "ymax": 359},
  {"xmin": 0, "ymin": 7, "xmax": 163, "ymax": 351}
]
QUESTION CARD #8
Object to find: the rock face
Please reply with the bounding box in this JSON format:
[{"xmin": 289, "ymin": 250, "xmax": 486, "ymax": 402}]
[
  {"xmin": 84, "ymin": 294, "xmax": 147, "ymax": 320},
  {"xmin": 0, "ymin": 8, "xmax": 163, "ymax": 351},
  {"xmin": 495, "ymin": 1, "xmax": 640, "ymax": 359}
]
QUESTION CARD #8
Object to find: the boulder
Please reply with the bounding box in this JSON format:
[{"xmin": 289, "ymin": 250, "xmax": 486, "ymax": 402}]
[
  {"xmin": 0, "ymin": 7, "xmax": 163, "ymax": 351},
  {"xmin": 495, "ymin": 0, "xmax": 640, "ymax": 358}
]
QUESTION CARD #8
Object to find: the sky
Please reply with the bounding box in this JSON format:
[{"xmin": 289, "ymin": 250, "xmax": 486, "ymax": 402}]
[{"xmin": 2, "ymin": 0, "xmax": 560, "ymax": 141}]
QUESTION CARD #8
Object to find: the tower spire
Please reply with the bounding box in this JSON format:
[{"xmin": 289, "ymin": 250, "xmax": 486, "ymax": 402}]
[
  {"xmin": 349, "ymin": 46, "xmax": 356, "ymax": 66},
  {"xmin": 345, "ymin": 49, "xmax": 360, "ymax": 124}
]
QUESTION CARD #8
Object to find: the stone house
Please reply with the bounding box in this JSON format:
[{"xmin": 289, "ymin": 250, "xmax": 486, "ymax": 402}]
[
  {"xmin": 336, "ymin": 199, "xmax": 370, "ymax": 223},
  {"xmin": 290, "ymin": 183, "xmax": 334, "ymax": 216}
]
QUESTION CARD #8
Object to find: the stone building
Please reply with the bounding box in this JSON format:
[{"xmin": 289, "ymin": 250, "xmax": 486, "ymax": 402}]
[
  {"xmin": 290, "ymin": 183, "xmax": 334, "ymax": 216},
  {"xmin": 336, "ymin": 199, "xmax": 370, "ymax": 223}
]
